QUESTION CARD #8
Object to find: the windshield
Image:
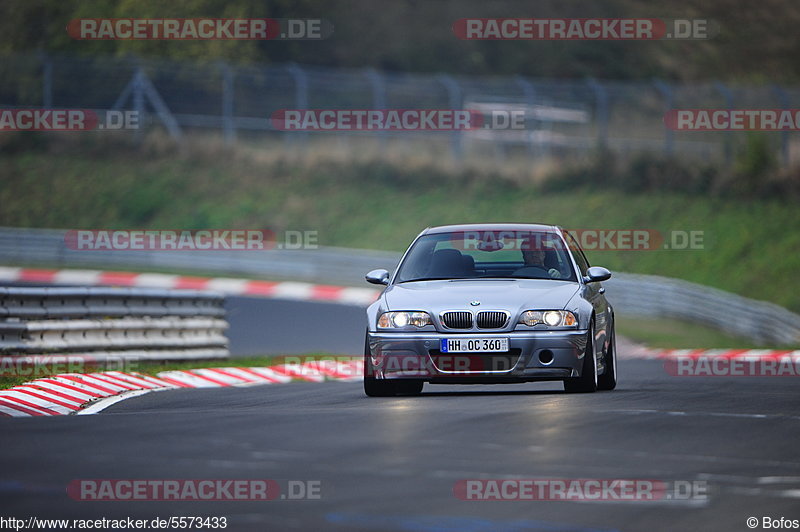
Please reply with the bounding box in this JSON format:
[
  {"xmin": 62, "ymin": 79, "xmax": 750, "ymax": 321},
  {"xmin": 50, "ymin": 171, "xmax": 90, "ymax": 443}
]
[{"xmin": 394, "ymin": 230, "xmax": 578, "ymax": 283}]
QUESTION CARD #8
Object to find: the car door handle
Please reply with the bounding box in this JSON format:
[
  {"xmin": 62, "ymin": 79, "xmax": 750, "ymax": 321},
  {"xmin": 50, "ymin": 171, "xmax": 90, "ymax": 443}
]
[{"xmin": 599, "ymin": 287, "xmax": 605, "ymax": 294}]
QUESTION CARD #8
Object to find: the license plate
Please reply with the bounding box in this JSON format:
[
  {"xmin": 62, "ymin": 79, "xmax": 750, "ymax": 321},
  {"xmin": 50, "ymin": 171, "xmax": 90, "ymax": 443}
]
[{"xmin": 440, "ymin": 337, "xmax": 509, "ymax": 353}]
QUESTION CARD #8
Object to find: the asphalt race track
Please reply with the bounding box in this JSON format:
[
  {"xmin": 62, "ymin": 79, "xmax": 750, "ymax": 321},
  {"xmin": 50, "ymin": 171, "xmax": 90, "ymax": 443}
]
[{"xmin": 3, "ymin": 297, "xmax": 800, "ymax": 532}]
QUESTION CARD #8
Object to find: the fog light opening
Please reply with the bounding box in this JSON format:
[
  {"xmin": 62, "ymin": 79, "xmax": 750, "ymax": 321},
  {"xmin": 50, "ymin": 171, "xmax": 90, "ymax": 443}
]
[{"xmin": 539, "ymin": 349, "xmax": 554, "ymax": 365}]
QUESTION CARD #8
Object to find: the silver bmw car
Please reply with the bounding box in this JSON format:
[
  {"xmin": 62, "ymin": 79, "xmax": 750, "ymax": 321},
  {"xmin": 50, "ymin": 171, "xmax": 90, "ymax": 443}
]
[{"xmin": 363, "ymin": 223, "xmax": 617, "ymax": 396}]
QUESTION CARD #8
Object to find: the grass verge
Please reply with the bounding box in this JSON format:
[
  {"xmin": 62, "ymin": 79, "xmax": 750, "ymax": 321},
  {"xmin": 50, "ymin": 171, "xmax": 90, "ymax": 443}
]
[
  {"xmin": 616, "ymin": 316, "xmax": 796, "ymax": 350},
  {"xmin": 2, "ymin": 136, "xmax": 798, "ymax": 311}
]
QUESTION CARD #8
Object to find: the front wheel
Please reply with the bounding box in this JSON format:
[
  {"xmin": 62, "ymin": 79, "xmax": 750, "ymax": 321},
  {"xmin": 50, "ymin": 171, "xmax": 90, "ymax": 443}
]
[
  {"xmin": 564, "ymin": 325, "xmax": 598, "ymax": 393},
  {"xmin": 363, "ymin": 332, "xmax": 424, "ymax": 397},
  {"xmin": 364, "ymin": 374, "xmax": 398, "ymax": 397},
  {"xmin": 394, "ymin": 379, "xmax": 424, "ymax": 395}
]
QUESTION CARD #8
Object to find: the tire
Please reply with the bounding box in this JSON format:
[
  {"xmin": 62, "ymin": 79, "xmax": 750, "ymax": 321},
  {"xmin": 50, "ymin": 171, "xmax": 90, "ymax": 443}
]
[
  {"xmin": 363, "ymin": 332, "xmax": 396, "ymax": 397},
  {"xmin": 364, "ymin": 375, "xmax": 399, "ymax": 397},
  {"xmin": 363, "ymin": 332, "xmax": 424, "ymax": 397},
  {"xmin": 564, "ymin": 324, "xmax": 598, "ymax": 393},
  {"xmin": 597, "ymin": 325, "xmax": 617, "ymax": 391},
  {"xmin": 394, "ymin": 379, "xmax": 424, "ymax": 395}
]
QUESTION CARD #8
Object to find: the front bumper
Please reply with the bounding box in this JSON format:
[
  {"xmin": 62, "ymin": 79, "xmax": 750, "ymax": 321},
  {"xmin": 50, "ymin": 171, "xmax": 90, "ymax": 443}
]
[{"xmin": 367, "ymin": 330, "xmax": 588, "ymax": 382}]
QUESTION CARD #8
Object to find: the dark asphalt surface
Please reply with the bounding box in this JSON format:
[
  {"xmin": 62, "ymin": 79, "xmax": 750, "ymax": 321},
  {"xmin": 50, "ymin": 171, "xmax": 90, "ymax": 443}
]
[{"xmin": 2, "ymin": 297, "xmax": 800, "ymax": 532}]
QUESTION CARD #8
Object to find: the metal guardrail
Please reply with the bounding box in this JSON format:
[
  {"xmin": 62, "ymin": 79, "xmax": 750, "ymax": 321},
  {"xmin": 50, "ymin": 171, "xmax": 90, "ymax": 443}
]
[
  {"xmin": 604, "ymin": 274, "xmax": 800, "ymax": 346},
  {"xmin": 0, "ymin": 286, "xmax": 229, "ymax": 363},
  {"xmin": 0, "ymin": 227, "xmax": 399, "ymax": 286},
  {"xmin": 1, "ymin": 227, "xmax": 798, "ymax": 346}
]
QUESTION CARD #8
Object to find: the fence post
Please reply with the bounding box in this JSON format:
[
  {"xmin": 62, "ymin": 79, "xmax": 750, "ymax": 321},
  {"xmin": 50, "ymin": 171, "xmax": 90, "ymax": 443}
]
[
  {"xmin": 39, "ymin": 51, "xmax": 53, "ymax": 109},
  {"xmin": 220, "ymin": 62, "xmax": 236, "ymax": 145},
  {"xmin": 132, "ymin": 69, "xmax": 145, "ymax": 142},
  {"xmin": 772, "ymin": 84, "xmax": 791, "ymax": 167},
  {"xmin": 587, "ymin": 78, "xmax": 609, "ymax": 150},
  {"xmin": 111, "ymin": 64, "xmax": 182, "ymax": 142},
  {"xmin": 714, "ymin": 81, "xmax": 734, "ymax": 165},
  {"xmin": 516, "ymin": 76, "xmax": 538, "ymax": 157},
  {"xmin": 286, "ymin": 63, "xmax": 309, "ymax": 149},
  {"xmin": 139, "ymin": 69, "xmax": 183, "ymax": 141},
  {"xmin": 366, "ymin": 68, "xmax": 387, "ymax": 149},
  {"xmin": 653, "ymin": 80, "xmax": 674, "ymax": 156},
  {"xmin": 437, "ymin": 74, "xmax": 463, "ymax": 161}
]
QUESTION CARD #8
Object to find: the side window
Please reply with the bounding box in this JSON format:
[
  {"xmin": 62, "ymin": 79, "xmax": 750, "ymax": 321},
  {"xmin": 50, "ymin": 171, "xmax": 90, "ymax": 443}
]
[{"xmin": 565, "ymin": 232, "xmax": 590, "ymax": 276}]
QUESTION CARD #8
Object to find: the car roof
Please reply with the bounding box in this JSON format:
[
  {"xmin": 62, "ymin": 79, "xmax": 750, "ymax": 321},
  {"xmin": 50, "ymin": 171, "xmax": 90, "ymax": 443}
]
[{"xmin": 422, "ymin": 223, "xmax": 562, "ymax": 235}]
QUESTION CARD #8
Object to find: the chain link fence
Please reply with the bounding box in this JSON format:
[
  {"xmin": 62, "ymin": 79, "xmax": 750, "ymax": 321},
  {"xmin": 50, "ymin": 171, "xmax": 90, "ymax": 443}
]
[{"xmin": 1, "ymin": 52, "xmax": 798, "ymax": 166}]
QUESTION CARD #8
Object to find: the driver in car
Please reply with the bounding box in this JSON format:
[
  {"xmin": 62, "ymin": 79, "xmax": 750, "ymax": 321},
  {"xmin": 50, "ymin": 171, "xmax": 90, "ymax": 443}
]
[{"xmin": 513, "ymin": 241, "xmax": 563, "ymax": 279}]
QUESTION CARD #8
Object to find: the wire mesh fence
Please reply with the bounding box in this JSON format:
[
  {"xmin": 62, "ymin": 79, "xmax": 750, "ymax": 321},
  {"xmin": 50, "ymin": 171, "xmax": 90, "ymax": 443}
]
[{"xmin": 1, "ymin": 51, "xmax": 798, "ymax": 165}]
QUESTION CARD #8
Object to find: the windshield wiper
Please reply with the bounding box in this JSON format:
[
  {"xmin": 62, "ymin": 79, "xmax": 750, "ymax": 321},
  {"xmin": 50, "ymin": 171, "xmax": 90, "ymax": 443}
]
[{"xmin": 397, "ymin": 277, "xmax": 464, "ymax": 283}]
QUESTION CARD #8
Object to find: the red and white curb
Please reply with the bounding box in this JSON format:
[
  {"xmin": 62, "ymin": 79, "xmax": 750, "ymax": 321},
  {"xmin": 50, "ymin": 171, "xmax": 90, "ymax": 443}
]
[
  {"xmin": 621, "ymin": 348, "xmax": 800, "ymax": 362},
  {"xmin": 4, "ymin": 349, "xmax": 799, "ymax": 417},
  {"xmin": 0, "ymin": 360, "xmax": 363, "ymax": 418},
  {"xmin": 0, "ymin": 267, "xmax": 379, "ymax": 306}
]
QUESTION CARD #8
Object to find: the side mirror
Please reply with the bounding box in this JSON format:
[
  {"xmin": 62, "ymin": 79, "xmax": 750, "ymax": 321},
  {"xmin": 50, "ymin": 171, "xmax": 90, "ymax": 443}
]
[
  {"xmin": 584, "ymin": 266, "xmax": 611, "ymax": 283},
  {"xmin": 365, "ymin": 269, "xmax": 390, "ymax": 285}
]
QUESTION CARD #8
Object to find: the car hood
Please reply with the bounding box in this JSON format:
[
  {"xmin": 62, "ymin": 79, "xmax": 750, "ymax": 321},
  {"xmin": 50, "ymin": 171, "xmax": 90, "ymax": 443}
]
[{"xmin": 382, "ymin": 279, "xmax": 580, "ymax": 314}]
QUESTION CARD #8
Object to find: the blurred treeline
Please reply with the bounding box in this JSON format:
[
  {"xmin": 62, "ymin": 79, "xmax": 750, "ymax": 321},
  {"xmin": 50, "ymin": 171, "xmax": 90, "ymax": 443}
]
[{"xmin": 1, "ymin": 0, "xmax": 799, "ymax": 82}]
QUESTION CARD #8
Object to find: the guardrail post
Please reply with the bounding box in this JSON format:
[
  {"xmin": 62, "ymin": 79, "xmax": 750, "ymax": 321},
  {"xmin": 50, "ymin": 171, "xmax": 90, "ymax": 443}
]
[
  {"xmin": 714, "ymin": 81, "xmax": 734, "ymax": 165},
  {"xmin": 653, "ymin": 80, "xmax": 674, "ymax": 156},
  {"xmin": 286, "ymin": 63, "xmax": 309, "ymax": 150},
  {"xmin": 220, "ymin": 62, "xmax": 236, "ymax": 145},
  {"xmin": 772, "ymin": 84, "xmax": 791, "ymax": 167},
  {"xmin": 437, "ymin": 74, "xmax": 463, "ymax": 161},
  {"xmin": 587, "ymin": 78, "xmax": 609, "ymax": 150}
]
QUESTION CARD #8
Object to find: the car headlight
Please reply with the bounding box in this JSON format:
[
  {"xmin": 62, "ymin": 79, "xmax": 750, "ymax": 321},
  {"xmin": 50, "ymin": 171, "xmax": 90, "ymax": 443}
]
[
  {"xmin": 378, "ymin": 311, "xmax": 432, "ymax": 329},
  {"xmin": 519, "ymin": 310, "xmax": 578, "ymax": 328}
]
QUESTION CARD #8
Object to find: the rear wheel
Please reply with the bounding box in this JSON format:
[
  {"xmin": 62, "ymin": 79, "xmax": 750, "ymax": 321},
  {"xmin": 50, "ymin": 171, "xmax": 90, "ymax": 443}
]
[
  {"xmin": 597, "ymin": 325, "xmax": 617, "ymax": 391},
  {"xmin": 564, "ymin": 324, "xmax": 598, "ymax": 393}
]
